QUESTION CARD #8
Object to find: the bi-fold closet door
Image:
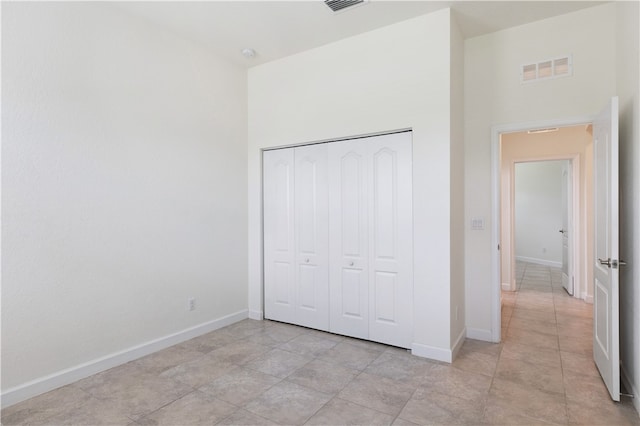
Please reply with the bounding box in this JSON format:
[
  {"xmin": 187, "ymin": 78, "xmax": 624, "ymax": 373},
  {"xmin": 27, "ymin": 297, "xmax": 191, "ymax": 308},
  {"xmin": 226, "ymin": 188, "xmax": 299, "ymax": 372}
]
[
  {"xmin": 263, "ymin": 144, "xmax": 329, "ymax": 331},
  {"xmin": 328, "ymin": 133, "xmax": 413, "ymax": 348},
  {"xmin": 263, "ymin": 132, "xmax": 412, "ymax": 348}
]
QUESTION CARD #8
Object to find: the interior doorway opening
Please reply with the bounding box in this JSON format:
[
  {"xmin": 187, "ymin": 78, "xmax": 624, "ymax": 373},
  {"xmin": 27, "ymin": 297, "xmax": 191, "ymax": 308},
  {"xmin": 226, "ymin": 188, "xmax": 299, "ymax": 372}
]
[
  {"xmin": 512, "ymin": 159, "xmax": 573, "ymax": 293},
  {"xmin": 490, "ymin": 119, "xmax": 594, "ymax": 343},
  {"xmin": 490, "ymin": 98, "xmax": 623, "ymax": 403}
]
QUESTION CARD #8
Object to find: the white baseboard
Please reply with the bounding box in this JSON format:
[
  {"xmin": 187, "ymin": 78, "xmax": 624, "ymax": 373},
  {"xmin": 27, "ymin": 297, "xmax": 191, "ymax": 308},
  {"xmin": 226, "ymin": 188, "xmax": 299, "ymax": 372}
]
[
  {"xmin": 451, "ymin": 327, "xmax": 466, "ymax": 361},
  {"xmin": 501, "ymin": 282, "xmax": 511, "ymax": 291},
  {"xmin": 621, "ymin": 364, "xmax": 640, "ymax": 417},
  {"xmin": 1, "ymin": 309, "xmax": 248, "ymax": 409},
  {"xmin": 466, "ymin": 327, "xmax": 494, "ymax": 342},
  {"xmin": 516, "ymin": 255, "xmax": 562, "ymax": 268},
  {"xmin": 412, "ymin": 342, "xmax": 453, "ymax": 363},
  {"xmin": 248, "ymin": 310, "xmax": 264, "ymax": 320},
  {"xmin": 584, "ymin": 295, "xmax": 594, "ymax": 304}
]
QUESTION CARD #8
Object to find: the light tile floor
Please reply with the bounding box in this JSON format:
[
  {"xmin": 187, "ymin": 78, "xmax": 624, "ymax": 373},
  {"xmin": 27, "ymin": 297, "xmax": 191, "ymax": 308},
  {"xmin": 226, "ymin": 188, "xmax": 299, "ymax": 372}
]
[{"xmin": 3, "ymin": 262, "xmax": 639, "ymax": 425}]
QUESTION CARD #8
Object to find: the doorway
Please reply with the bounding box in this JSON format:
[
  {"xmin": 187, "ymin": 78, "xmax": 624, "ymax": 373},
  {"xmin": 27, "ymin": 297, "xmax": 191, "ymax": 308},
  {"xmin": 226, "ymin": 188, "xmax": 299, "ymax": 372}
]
[
  {"xmin": 490, "ymin": 99, "xmax": 625, "ymax": 403},
  {"xmin": 490, "ymin": 119, "xmax": 594, "ymax": 342},
  {"xmin": 513, "ymin": 159, "xmax": 572, "ymax": 293}
]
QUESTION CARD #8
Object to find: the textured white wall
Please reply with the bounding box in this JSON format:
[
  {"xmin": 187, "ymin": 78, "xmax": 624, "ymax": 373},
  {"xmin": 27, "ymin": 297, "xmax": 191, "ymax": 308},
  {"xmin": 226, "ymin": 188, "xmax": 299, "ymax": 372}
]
[
  {"xmin": 616, "ymin": 0, "xmax": 640, "ymax": 416},
  {"xmin": 464, "ymin": 3, "xmax": 616, "ymax": 337},
  {"xmin": 2, "ymin": 2, "xmax": 248, "ymax": 392},
  {"xmin": 514, "ymin": 161, "xmax": 564, "ymax": 265},
  {"xmin": 248, "ymin": 10, "xmax": 458, "ymax": 358}
]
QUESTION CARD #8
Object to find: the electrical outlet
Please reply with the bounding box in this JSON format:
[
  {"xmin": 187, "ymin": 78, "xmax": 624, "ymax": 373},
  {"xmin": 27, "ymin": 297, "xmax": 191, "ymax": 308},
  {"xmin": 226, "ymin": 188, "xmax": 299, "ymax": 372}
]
[{"xmin": 188, "ymin": 298, "xmax": 196, "ymax": 311}]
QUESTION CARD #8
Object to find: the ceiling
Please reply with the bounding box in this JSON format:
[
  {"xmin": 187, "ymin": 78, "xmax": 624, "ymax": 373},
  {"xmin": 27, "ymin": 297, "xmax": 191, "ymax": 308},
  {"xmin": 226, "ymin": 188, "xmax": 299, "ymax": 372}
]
[{"xmin": 113, "ymin": 1, "xmax": 606, "ymax": 68}]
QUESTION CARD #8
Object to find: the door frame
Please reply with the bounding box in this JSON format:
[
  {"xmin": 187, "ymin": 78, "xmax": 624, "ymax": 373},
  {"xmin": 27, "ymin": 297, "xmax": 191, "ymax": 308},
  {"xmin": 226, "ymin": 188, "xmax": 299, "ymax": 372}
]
[
  {"xmin": 507, "ymin": 156, "xmax": 579, "ymax": 293},
  {"xmin": 490, "ymin": 116, "xmax": 593, "ymax": 342},
  {"xmin": 561, "ymin": 160, "xmax": 574, "ymax": 295}
]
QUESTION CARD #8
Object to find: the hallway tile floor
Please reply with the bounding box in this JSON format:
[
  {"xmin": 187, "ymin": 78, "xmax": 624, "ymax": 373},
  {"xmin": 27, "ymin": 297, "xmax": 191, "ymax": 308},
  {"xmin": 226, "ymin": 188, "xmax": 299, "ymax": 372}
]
[{"xmin": 3, "ymin": 262, "xmax": 639, "ymax": 425}]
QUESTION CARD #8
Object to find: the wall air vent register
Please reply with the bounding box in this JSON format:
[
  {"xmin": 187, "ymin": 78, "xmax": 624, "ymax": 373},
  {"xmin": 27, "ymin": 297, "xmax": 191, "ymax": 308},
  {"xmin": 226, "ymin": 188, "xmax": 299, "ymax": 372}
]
[
  {"xmin": 521, "ymin": 55, "xmax": 572, "ymax": 83},
  {"xmin": 324, "ymin": 0, "xmax": 367, "ymax": 13}
]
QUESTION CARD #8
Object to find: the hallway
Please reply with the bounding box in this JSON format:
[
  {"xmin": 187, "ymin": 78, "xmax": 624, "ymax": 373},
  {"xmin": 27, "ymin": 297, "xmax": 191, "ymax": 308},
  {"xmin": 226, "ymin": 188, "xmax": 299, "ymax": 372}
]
[{"xmin": 493, "ymin": 261, "xmax": 638, "ymax": 424}]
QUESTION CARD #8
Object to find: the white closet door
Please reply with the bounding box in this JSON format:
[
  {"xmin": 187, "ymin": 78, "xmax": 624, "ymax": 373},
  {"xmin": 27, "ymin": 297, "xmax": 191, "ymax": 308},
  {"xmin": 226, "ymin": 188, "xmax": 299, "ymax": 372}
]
[
  {"xmin": 329, "ymin": 139, "xmax": 370, "ymax": 339},
  {"xmin": 263, "ymin": 149, "xmax": 296, "ymax": 324},
  {"xmin": 294, "ymin": 144, "xmax": 329, "ymax": 330},
  {"xmin": 367, "ymin": 133, "xmax": 413, "ymax": 348}
]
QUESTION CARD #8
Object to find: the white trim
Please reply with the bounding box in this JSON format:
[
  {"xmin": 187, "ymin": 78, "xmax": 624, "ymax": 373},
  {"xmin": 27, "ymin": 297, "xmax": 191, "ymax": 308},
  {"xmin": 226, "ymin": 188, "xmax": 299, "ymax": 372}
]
[
  {"xmin": 490, "ymin": 126, "xmax": 502, "ymax": 343},
  {"xmin": 584, "ymin": 295, "xmax": 594, "ymax": 304},
  {"xmin": 412, "ymin": 343, "xmax": 453, "ymax": 363},
  {"xmin": 248, "ymin": 310, "xmax": 264, "ymax": 320},
  {"xmin": 466, "ymin": 327, "xmax": 494, "ymax": 342},
  {"xmin": 515, "ymin": 256, "xmax": 562, "ymax": 268},
  {"xmin": 491, "ymin": 115, "xmax": 593, "ymax": 343},
  {"xmin": 621, "ymin": 365, "xmax": 640, "ymax": 417},
  {"xmin": 261, "ymin": 128, "xmax": 412, "ymax": 152},
  {"xmin": 451, "ymin": 327, "xmax": 467, "ymax": 361},
  {"xmin": 501, "ymin": 282, "xmax": 512, "ymax": 291},
  {"xmin": 1, "ymin": 310, "xmax": 249, "ymax": 409}
]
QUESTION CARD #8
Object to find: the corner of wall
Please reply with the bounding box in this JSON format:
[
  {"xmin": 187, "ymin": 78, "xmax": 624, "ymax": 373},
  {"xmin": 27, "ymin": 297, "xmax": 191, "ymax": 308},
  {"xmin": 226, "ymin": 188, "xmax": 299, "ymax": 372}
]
[{"xmin": 449, "ymin": 5, "xmax": 466, "ymax": 348}]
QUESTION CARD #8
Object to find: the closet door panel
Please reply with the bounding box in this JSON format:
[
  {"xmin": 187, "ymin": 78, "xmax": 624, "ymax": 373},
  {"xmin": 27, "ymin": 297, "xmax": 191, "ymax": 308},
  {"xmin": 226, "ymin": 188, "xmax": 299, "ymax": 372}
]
[
  {"xmin": 329, "ymin": 140, "xmax": 369, "ymax": 339},
  {"xmin": 265, "ymin": 133, "xmax": 413, "ymax": 347},
  {"xmin": 263, "ymin": 149, "xmax": 296, "ymax": 324},
  {"xmin": 294, "ymin": 144, "xmax": 329, "ymax": 330},
  {"xmin": 367, "ymin": 133, "xmax": 413, "ymax": 348}
]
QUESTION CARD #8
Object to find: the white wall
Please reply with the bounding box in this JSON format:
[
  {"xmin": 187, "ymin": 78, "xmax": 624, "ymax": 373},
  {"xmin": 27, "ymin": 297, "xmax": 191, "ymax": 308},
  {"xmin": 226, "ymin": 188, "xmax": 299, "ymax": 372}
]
[
  {"xmin": 514, "ymin": 161, "xmax": 564, "ymax": 266},
  {"xmin": 464, "ymin": 3, "xmax": 616, "ymax": 338},
  {"xmin": 248, "ymin": 9, "xmax": 461, "ymax": 360},
  {"xmin": 616, "ymin": 0, "xmax": 640, "ymax": 416},
  {"xmin": 1, "ymin": 2, "xmax": 248, "ymax": 403},
  {"xmin": 449, "ymin": 15, "xmax": 466, "ymax": 348}
]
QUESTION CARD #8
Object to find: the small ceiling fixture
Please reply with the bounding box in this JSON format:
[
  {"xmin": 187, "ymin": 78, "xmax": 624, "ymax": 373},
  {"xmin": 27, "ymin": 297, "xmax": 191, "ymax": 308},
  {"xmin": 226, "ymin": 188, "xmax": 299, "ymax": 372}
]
[
  {"xmin": 241, "ymin": 48, "xmax": 256, "ymax": 58},
  {"xmin": 527, "ymin": 127, "xmax": 559, "ymax": 134},
  {"xmin": 324, "ymin": 0, "xmax": 368, "ymax": 13}
]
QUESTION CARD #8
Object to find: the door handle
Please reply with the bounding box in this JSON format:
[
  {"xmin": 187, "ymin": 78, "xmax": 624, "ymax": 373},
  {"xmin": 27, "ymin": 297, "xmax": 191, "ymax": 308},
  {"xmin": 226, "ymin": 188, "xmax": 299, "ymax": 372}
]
[
  {"xmin": 559, "ymin": 229, "xmax": 566, "ymax": 234},
  {"xmin": 611, "ymin": 259, "xmax": 627, "ymax": 268},
  {"xmin": 598, "ymin": 258, "xmax": 611, "ymax": 268}
]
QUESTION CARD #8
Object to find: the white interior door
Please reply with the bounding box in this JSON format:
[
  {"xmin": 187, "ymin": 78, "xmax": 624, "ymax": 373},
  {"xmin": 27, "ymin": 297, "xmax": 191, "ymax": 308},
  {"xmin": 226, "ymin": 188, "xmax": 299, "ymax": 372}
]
[
  {"xmin": 561, "ymin": 161, "xmax": 573, "ymax": 295},
  {"xmin": 593, "ymin": 96, "xmax": 620, "ymax": 402},
  {"xmin": 366, "ymin": 133, "xmax": 413, "ymax": 348},
  {"xmin": 263, "ymin": 149, "xmax": 296, "ymax": 324},
  {"xmin": 329, "ymin": 139, "xmax": 370, "ymax": 339},
  {"xmin": 294, "ymin": 144, "xmax": 329, "ymax": 330}
]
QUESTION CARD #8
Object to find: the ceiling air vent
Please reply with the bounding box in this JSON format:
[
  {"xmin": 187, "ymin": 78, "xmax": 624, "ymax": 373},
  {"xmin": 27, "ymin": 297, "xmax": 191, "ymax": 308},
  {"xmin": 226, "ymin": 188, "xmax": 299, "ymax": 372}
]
[
  {"xmin": 324, "ymin": 0, "xmax": 367, "ymax": 13},
  {"xmin": 521, "ymin": 55, "xmax": 572, "ymax": 83}
]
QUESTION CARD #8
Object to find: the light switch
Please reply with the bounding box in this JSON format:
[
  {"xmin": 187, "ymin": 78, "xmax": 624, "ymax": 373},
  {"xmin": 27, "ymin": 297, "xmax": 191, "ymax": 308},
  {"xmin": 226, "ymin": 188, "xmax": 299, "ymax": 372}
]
[{"xmin": 471, "ymin": 217, "xmax": 485, "ymax": 230}]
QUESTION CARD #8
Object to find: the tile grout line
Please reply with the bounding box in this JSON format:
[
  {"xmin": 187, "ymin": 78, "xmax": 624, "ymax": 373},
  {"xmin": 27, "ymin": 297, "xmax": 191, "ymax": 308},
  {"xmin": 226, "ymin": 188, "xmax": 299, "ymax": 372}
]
[{"xmin": 391, "ymin": 385, "xmax": 420, "ymax": 425}]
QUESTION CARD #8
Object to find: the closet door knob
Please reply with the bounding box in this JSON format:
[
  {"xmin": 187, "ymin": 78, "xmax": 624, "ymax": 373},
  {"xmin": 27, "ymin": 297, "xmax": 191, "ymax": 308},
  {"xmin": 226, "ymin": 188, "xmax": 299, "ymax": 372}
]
[
  {"xmin": 305, "ymin": 258, "xmax": 310, "ymax": 263},
  {"xmin": 349, "ymin": 261, "xmax": 354, "ymax": 266}
]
